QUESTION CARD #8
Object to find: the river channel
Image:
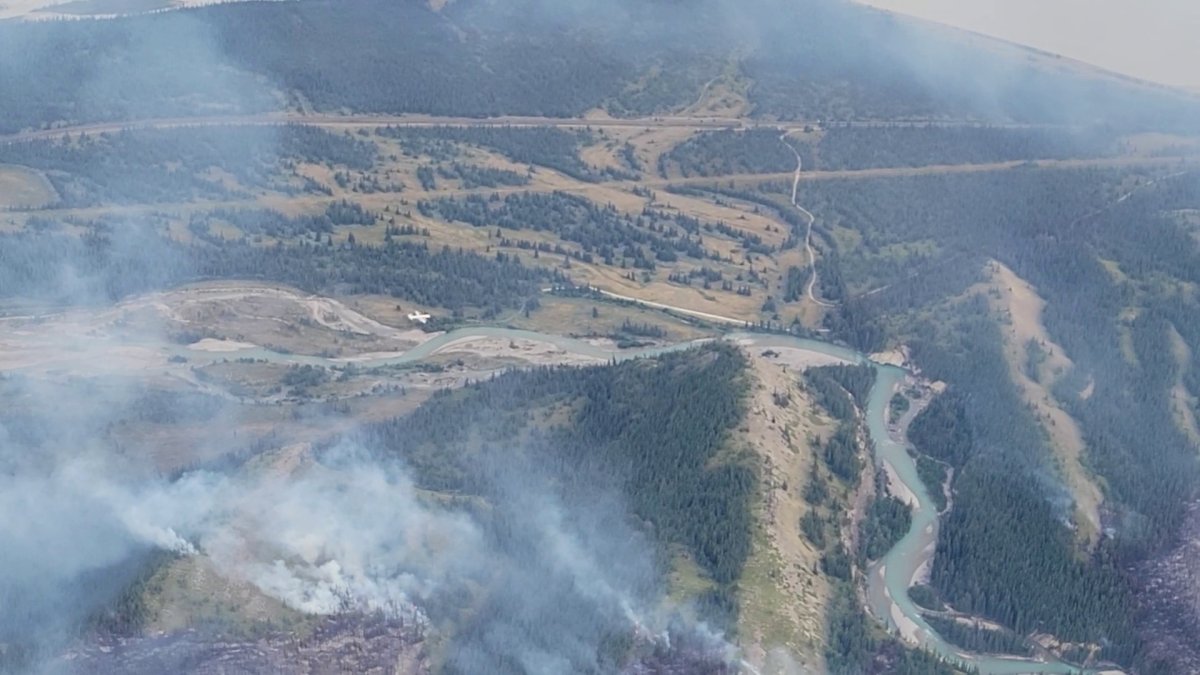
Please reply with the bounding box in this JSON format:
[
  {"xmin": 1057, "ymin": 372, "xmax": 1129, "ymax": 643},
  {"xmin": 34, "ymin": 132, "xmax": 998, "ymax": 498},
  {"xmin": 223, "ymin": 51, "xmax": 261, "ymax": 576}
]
[{"xmin": 167, "ymin": 325, "xmax": 1087, "ymax": 674}]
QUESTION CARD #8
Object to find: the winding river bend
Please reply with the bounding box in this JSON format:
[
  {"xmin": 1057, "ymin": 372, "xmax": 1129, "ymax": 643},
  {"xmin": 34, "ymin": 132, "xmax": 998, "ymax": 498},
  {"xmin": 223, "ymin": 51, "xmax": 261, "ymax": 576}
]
[
  {"xmin": 166, "ymin": 326, "xmax": 1093, "ymax": 674},
  {"xmin": 864, "ymin": 367, "xmax": 1086, "ymax": 675}
]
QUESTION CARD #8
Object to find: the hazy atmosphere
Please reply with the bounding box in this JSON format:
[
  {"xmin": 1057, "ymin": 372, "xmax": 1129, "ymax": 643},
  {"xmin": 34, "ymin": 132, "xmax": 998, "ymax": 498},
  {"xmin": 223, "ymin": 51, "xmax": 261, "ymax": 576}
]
[
  {"xmin": 857, "ymin": 0, "xmax": 1200, "ymax": 89},
  {"xmin": 1, "ymin": 0, "xmax": 1199, "ymax": 673}
]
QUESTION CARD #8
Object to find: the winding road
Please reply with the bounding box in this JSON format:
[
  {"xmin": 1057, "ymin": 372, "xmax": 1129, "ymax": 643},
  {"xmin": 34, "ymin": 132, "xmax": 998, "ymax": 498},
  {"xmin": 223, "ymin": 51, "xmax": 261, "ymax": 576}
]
[
  {"xmin": 779, "ymin": 130, "xmax": 838, "ymax": 309},
  {"xmin": 0, "ymin": 106, "xmax": 1176, "ymax": 672},
  {"xmin": 586, "ymin": 288, "xmax": 749, "ymax": 326}
]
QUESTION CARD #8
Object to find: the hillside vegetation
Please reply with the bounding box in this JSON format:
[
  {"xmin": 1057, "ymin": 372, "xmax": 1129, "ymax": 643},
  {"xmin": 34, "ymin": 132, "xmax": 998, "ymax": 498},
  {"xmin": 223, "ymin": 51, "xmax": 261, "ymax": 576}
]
[
  {"xmin": 1, "ymin": 0, "xmax": 1200, "ymax": 672},
  {"xmin": 2, "ymin": 0, "xmax": 1199, "ymax": 133}
]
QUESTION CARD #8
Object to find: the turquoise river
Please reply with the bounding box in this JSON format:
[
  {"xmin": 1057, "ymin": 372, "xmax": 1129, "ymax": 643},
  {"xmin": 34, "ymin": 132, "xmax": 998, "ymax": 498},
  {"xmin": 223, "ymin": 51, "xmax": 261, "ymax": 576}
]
[{"xmin": 155, "ymin": 326, "xmax": 1091, "ymax": 674}]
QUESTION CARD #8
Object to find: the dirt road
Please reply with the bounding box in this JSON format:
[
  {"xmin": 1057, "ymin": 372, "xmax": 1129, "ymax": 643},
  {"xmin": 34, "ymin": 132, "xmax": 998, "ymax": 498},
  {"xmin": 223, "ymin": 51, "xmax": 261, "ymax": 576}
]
[
  {"xmin": 0, "ymin": 113, "xmax": 752, "ymax": 146},
  {"xmin": 589, "ymin": 288, "xmax": 749, "ymax": 326},
  {"xmin": 12, "ymin": 154, "xmax": 1195, "ymax": 223},
  {"xmin": 0, "ymin": 111, "xmax": 1084, "ymax": 146},
  {"xmin": 780, "ymin": 131, "xmax": 839, "ymax": 309}
]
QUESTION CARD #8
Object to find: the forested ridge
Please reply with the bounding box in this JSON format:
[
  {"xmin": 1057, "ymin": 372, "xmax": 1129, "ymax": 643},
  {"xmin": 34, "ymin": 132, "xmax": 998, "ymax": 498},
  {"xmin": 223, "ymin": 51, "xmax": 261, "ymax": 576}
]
[
  {"xmin": 0, "ymin": 126, "xmax": 376, "ymax": 206},
  {"xmin": 665, "ymin": 129, "xmax": 800, "ymax": 178},
  {"xmin": 807, "ymin": 168, "xmax": 1200, "ymax": 548},
  {"xmin": 0, "ymin": 83, "xmax": 1194, "ymax": 675},
  {"xmin": 100, "ymin": 346, "xmax": 755, "ymax": 674},
  {"xmin": 669, "ymin": 163, "xmax": 1200, "ymax": 672},
  {"xmin": 909, "ymin": 307, "xmax": 1136, "ymax": 661},
  {"xmin": 787, "ymin": 166, "xmax": 1200, "ymax": 669},
  {"xmin": 656, "ymin": 155, "xmax": 1200, "ymax": 670},
  {"xmin": 359, "ymin": 344, "xmax": 753, "ymax": 610},
  {"xmin": 666, "ymin": 125, "xmax": 1122, "ymax": 177},
  {"xmin": 796, "ymin": 365, "xmax": 954, "ymax": 674},
  {"xmin": 800, "ymin": 125, "xmax": 1117, "ymax": 169},
  {"xmin": 1, "ymin": 0, "xmax": 1199, "ymax": 671},
  {"xmin": 2, "ymin": 0, "xmax": 1199, "ymax": 133}
]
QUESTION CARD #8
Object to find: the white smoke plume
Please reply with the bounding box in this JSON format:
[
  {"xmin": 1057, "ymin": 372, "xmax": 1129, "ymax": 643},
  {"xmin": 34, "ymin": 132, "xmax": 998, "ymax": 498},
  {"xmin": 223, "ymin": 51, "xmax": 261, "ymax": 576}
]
[
  {"xmin": 195, "ymin": 445, "xmax": 485, "ymax": 621},
  {"xmin": 0, "ymin": 374, "xmax": 746, "ymax": 674}
]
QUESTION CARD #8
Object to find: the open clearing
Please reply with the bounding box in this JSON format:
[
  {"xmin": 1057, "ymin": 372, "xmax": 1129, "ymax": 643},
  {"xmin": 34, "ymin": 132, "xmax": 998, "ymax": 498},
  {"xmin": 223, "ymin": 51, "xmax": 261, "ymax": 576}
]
[
  {"xmin": 681, "ymin": 62, "xmax": 752, "ymax": 119},
  {"xmin": 0, "ymin": 164, "xmax": 56, "ymax": 208},
  {"xmin": 5, "ymin": 113, "xmax": 1195, "ymax": 340},
  {"xmin": 977, "ymin": 261, "xmax": 1104, "ymax": 547},
  {"xmin": 737, "ymin": 352, "xmax": 837, "ymax": 675},
  {"xmin": 1168, "ymin": 324, "xmax": 1200, "ymax": 445}
]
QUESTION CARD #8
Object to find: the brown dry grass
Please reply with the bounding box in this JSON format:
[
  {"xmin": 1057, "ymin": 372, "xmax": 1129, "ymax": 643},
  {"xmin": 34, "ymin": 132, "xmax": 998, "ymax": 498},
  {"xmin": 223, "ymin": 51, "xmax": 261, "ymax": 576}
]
[
  {"xmin": 13, "ymin": 155, "xmax": 1195, "ymax": 226},
  {"xmin": 567, "ymin": 260, "xmax": 763, "ymax": 322},
  {"xmin": 340, "ymin": 294, "xmax": 444, "ymax": 336},
  {"xmin": 623, "ymin": 126, "xmax": 698, "ymax": 180},
  {"xmin": 24, "ymin": 129, "xmax": 1186, "ymax": 342},
  {"xmin": 652, "ymin": 188, "xmax": 789, "ymax": 247},
  {"xmin": 737, "ymin": 352, "xmax": 837, "ymax": 673},
  {"xmin": 293, "ymin": 161, "xmax": 339, "ymax": 193},
  {"xmin": 682, "ymin": 66, "xmax": 752, "ymax": 119},
  {"xmin": 579, "ymin": 135, "xmax": 629, "ymax": 175},
  {"xmin": 1167, "ymin": 324, "xmax": 1200, "ymax": 446},
  {"xmin": 976, "ymin": 261, "xmax": 1104, "ymax": 547},
  {"xmin": 525, "ymin": 171, "xmax": 650, "ymax": 210},
  {"xmin": 143, "ymin": 555, "xmax": 314, "ymax": 636},
  {"xmin": 390, "ymin": 159, "xmax": 785, "ymax": 324},
  {"xmin": 0, "ymin": 164, "xmax": 57, "ymax": 209}
]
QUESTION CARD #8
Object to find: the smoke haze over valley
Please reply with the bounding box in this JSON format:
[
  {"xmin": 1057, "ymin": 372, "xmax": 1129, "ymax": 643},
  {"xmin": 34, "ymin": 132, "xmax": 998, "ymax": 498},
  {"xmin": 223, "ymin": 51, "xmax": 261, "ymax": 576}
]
[
  {"xmin": 1, "ymin": 1, "xmax": 1199, "ymax": 674},
  {"xmin": 856, "ymin": 0, "xmax": 1200, "ymax": 90}
]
